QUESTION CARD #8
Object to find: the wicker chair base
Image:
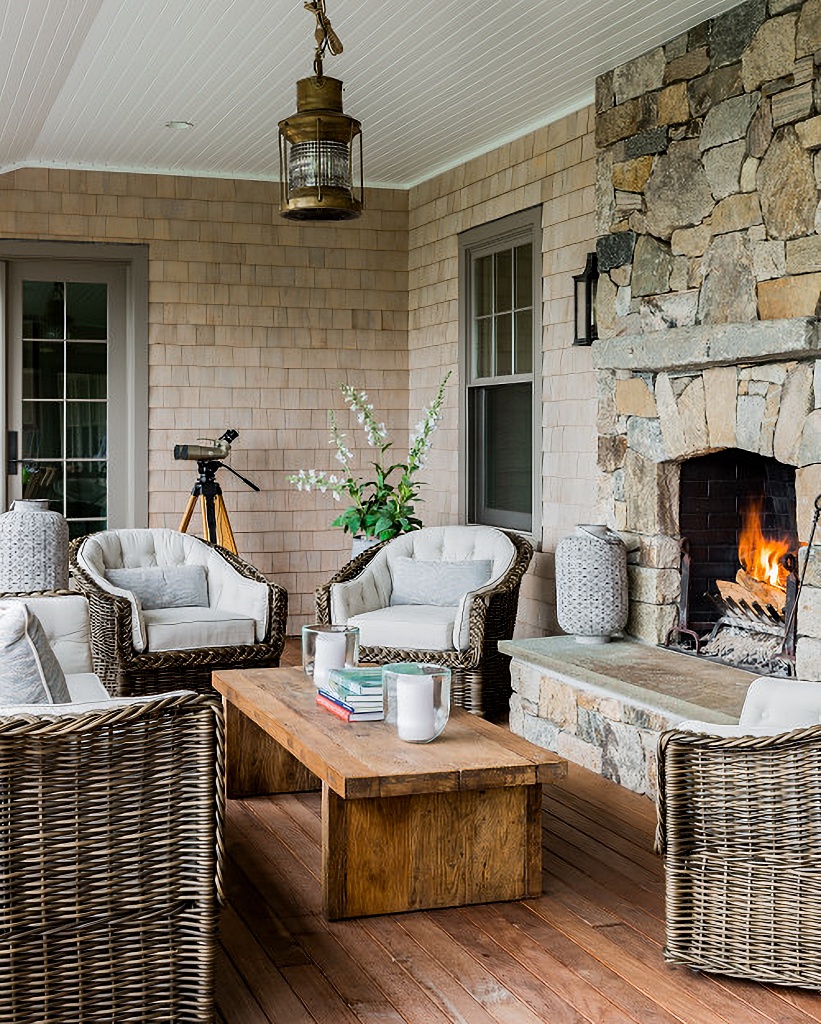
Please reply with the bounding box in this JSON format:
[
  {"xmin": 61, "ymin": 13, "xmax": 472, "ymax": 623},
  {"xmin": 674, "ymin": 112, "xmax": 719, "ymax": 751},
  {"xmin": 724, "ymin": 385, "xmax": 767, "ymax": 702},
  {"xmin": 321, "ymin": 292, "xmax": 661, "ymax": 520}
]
[
  {"xmin": 0, "ymin": 692, "xmax": 223, "ymax": 1023},
  {"xmin": 658, "ymin": 725, "xmax": 821, "ymax": 992}
]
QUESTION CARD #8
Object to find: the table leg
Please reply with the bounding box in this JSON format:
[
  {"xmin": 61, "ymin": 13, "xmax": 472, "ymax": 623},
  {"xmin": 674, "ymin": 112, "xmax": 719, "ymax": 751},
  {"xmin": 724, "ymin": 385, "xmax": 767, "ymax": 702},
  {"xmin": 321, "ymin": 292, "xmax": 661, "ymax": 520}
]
[
  {"xmin": 322, "ymin": 782, "xmax": 543, "ymax": 919},
  {"xmin": 224, "ymin": 700, "xmax": 320, "ymax": 798}
]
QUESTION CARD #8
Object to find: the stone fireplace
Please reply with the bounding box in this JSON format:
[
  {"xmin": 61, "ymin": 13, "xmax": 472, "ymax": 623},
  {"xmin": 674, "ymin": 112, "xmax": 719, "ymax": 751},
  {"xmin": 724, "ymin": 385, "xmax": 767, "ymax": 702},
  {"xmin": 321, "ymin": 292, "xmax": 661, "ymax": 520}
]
[
  {"xmin": 502, "ymin": 0, "xmax": 821, "ymax": 796},
  {"xmin": 592, "ymin": 322, "xmax": 820, "ymax": 674},
  {"xmin": 592, "ymin": 0, "xmax": 821, "ymax": 680}
]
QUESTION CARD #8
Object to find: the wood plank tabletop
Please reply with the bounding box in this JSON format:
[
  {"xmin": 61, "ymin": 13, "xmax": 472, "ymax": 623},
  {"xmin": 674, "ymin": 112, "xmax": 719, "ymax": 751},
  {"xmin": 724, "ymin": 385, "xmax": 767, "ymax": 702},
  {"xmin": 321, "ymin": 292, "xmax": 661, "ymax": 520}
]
[{"xmin": 212, "ymin": 666, "xmax": 566, "ymax": 800}]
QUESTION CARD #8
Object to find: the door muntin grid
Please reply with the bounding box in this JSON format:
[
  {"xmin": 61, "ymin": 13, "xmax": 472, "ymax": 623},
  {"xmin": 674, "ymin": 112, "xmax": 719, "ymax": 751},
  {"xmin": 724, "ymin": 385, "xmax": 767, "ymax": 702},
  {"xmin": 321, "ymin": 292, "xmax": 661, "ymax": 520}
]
[{"xmin": 21, "ymin": 280, "xmax": 108, "ymax": 539}]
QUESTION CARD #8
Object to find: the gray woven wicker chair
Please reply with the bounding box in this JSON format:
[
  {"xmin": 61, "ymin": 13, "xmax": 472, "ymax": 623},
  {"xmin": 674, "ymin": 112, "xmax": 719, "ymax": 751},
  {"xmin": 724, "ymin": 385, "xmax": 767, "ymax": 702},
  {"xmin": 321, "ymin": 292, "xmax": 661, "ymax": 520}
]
[
  {"xmin": 0, "ymin": 690, "xmax": 224, "ymax": 1023},
  {"xmin": 658, "ymin": 706, "xmax": 821, "ymax": 990},
  {"xmin": 315, "ymin": 525, "xmax": 533, "ymax": 719},
  {"xmin": 70, "ymin": 528, "xmax": 287, "ymax": 697}
]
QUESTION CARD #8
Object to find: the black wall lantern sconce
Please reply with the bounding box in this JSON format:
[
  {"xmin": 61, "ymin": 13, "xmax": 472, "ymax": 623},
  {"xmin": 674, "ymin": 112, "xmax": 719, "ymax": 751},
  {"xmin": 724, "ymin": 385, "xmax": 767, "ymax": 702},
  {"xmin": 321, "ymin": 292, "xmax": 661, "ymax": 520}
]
[{"xmin": 573, "ymin": 252, "xmax": 598, "ymax": 345}]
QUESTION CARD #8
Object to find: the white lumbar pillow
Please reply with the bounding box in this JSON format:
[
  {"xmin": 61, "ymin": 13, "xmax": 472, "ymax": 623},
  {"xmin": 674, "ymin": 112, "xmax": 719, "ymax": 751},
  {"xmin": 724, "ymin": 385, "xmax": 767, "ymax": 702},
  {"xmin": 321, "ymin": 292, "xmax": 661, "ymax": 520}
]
[{"xmin": 0, "ymin": 602, "xmax": 70, "ymax": 705}]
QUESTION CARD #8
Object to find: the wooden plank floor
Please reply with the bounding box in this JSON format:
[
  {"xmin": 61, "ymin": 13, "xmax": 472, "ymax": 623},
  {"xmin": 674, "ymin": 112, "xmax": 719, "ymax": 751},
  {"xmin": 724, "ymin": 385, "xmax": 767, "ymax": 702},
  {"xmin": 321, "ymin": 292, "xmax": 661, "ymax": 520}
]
[{"xmin": 216, "ymin": 642, "xmax": 821, "ymax": 1024}]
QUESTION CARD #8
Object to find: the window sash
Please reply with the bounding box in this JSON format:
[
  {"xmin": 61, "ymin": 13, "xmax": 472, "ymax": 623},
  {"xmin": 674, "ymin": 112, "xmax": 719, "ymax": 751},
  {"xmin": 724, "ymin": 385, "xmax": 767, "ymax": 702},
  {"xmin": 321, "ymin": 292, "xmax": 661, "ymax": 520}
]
[{"xmin": 459, "ymin": 207, "xmax": 540, "ymax": 535}]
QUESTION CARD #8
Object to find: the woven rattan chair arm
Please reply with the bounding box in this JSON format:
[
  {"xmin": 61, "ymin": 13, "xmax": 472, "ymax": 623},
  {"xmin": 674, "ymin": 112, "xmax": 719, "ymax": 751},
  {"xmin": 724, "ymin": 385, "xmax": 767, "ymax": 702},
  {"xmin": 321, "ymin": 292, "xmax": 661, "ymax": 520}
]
[
  {"xmin": 655, "ymin": 722, "xmax": 821, "ymax": 854},
  {"xmin": 0, "ymin": 588, "xmax": 75, "ymax": 600}
]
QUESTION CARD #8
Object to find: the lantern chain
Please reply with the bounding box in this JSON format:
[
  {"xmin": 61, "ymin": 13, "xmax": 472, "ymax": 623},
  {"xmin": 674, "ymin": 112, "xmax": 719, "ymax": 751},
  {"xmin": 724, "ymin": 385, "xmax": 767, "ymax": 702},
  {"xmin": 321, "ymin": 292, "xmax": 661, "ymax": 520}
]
[{"xmin": 305, "ymin": 0, "xmax": 343, "ymax": 79}]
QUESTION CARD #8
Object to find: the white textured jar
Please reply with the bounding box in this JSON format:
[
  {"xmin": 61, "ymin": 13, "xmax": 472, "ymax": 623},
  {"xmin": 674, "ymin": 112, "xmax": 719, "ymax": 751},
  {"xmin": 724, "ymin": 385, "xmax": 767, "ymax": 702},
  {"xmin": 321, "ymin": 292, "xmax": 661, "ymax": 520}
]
[
  {"xmin": 0, "ymin": 500, "xmax": 69, "ymax": 592},
  {"xmin": 555, "ymin": 524, "xmax": 628, "ymax": 643}
]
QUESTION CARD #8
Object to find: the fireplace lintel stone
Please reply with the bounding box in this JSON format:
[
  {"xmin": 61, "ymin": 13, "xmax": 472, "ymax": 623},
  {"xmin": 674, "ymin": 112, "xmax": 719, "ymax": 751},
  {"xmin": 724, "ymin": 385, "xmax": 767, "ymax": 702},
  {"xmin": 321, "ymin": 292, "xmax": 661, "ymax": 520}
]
[{"xmin": 592, "ymin": 316, "xmax": 821, "ymax": 372}]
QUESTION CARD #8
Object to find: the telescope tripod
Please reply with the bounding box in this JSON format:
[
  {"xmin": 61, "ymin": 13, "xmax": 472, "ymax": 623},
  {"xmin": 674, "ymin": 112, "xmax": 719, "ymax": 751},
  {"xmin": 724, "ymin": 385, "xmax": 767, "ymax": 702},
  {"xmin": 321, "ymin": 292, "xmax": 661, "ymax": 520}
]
[{"xmin": 178, "ymin": 459, "xmax": 259, "ymax": 553}]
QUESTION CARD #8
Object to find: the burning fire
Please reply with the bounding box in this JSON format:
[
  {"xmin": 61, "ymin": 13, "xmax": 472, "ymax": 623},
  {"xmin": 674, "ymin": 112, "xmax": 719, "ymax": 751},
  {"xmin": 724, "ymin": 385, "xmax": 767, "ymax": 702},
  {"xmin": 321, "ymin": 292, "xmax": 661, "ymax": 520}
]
[{"xmin": 738, "ymin": 497, "xmax": 795, "ymax": 589}]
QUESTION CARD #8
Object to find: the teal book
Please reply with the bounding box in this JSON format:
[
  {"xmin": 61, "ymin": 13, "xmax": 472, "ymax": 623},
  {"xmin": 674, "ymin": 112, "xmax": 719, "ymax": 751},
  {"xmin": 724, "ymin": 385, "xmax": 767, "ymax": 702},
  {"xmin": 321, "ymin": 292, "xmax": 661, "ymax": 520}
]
[{"xmin": 328, "ymin": 667, "xmax": 384, "ymax": 695}]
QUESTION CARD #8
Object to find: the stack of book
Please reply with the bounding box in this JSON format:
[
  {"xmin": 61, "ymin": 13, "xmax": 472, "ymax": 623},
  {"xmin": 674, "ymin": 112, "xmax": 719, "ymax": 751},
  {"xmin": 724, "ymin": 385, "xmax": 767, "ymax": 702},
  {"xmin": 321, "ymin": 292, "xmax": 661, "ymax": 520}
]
[{"xmin": 315, "ymin": 667, "xmax": 384, "ymax": 722}]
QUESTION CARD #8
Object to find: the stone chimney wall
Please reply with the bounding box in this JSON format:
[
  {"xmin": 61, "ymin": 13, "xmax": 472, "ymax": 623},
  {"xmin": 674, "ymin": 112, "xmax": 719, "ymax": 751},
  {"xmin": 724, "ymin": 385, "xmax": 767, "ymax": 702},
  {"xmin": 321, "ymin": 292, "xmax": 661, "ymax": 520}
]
[
  {"xmin": 592, "ymin": 0, "xmax": 821, "ymax": 677},
  {"xmin": 595, "ymin": 0, "xmax": 821, "ymax": 331}
]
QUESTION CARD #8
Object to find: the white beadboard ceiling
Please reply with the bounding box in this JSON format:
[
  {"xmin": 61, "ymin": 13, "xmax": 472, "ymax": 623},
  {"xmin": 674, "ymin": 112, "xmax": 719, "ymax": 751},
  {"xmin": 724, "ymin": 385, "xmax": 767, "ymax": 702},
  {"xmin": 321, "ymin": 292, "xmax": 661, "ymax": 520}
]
[{"xmin": 2, "ymin": 0, "xmax": 745, "ymax": 189}]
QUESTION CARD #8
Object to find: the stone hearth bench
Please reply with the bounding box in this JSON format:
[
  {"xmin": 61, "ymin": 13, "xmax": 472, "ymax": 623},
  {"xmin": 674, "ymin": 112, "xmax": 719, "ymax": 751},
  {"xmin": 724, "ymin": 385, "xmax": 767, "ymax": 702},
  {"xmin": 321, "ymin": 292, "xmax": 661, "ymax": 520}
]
[{"xmin": 499, "ymin": 636, "xmax": 753, "ymax": 798}]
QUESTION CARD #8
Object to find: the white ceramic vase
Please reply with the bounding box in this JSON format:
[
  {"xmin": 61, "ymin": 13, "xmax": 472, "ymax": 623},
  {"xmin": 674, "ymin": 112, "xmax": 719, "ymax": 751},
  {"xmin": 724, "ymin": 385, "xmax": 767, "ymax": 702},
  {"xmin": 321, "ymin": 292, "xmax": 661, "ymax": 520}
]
[
  {"xmin": 555, "ymin": 524, "xmax": 628, "ymax": 644},
  {"xmin": 0, "ymin": 500, "xmax": 69, "ymax": 592}
]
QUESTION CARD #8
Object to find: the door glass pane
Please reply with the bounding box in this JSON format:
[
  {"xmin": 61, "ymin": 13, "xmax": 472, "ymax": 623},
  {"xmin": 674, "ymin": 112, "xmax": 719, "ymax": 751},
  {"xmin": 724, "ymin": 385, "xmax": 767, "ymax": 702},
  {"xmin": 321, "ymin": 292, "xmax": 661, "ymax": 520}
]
[
  {"xmin": 22, "ymin": 281, "xmax": 64, "ymax": 339},
  {"xmin": 515, "ymin": 309, "xmax": 533, "ymax": 374},
  {"xmin": 514, "ymin": 243, "xmax": 532, "ymax": 309},
  {"xmin": 476, "ymin": 318, "xmax": 493, "ymax": 378},
  {"xmin": 494, "ymin": 249, "xmax": 512, "ymax": 313},
  {"xmin": 67, "ymin": 343, "xmax": 107, "ymax": 398},
  {"xmin": 483, "ymin": 383, "xmax": 532, "ymax": 515},
  {"xmin": 22, "ymin": 402, "xmax": 62, "ymax": 458},
  {"xmin": 21, "ymin": 462, "xmax": 62, "ymax": 504},
  {"xmin": 17, "ymin": 276, "xmax": 110, "ymax": 532},
  {"xmin": 67, "ymin": 402, "xmax": 107, "ymax": 459},
  {"xmin": 67, "ymin": 283, "xmax": 107, "ymax": 340},
  {"xmin": 496, "ymin": 312, "xmax": 512, "ymax": 376},
  {"xmin": 474, "ymin": 255, "xmax": 493, "ymax": 317},
  {"xmin": 65, "ymin": 461, "xmax": 107, "ymax": 519},
  {"xmin": 23, "ymin": 340, "xmax": 63, "ymax": 399}
]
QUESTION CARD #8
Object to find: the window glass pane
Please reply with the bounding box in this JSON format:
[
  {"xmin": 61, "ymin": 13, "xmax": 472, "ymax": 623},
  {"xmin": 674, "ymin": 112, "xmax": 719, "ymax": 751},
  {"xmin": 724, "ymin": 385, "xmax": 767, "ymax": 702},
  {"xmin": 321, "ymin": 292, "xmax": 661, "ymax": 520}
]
[
  {"xmin": 496, "ymin": 312, "xmax": 512, "ymax": 376},
  {"xmin": 476, "ymin": 318, "xmax": 493, "ymax": 378},
  {"xmin": 67, "ymin": 282, "xmax": 107, "ymax": 340},
  {"xmin": 22, "ymin": 402, "xmax": 62, "ymax": 458},
  {"xmin": 23, "ymin": 340, "xmax": 63, "ymax": 399},
  {"xmin": 515, "ymin": 310, "xmax": 533, "ymax": 374},
  {"xmin": 65, "ymin": 461, "xmax": 107, "ymax": 519},
  {"xmin": 484, "ymin": 383, "xmax": 532, "ymax": 515},
  {"xmin": 494, "ymin": 249, "xmax": 512, "ymax": 313},
  {"xmin": 21, "ymin": 462, "xmax": 62, "ymax": 505},
  {"xmin": 69, "ymin": 519, "xmax": 107, "ymax": 541},
  {"xmin": 474, "ymin": 255, "xmax": 493, "ymax": 317},
  {"xmin": 67, "ymin": 402, "xmax": 107, "ymax": 459},
  {"xmin": 514, "ymin": 243, "xmax": 532, "ymax": 309},
  {"xmin": 67, "ymin": 343, "xmax": 107, "ymax": 399},
  {"xmin": 23, "ymin": 281, "xmax": 64, "ymax": 339}
]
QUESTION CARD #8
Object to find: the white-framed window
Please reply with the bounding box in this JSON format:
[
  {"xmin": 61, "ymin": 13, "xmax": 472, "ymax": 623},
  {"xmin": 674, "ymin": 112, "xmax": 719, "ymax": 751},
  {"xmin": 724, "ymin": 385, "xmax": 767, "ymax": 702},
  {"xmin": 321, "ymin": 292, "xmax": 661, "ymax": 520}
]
[
  {"xmin": 459, "ymin": 208, "xmax": 540, "ymax": 535},
  {"xmin": 1, "ymin": 241, "xmax": 148, "ymax": 534}
]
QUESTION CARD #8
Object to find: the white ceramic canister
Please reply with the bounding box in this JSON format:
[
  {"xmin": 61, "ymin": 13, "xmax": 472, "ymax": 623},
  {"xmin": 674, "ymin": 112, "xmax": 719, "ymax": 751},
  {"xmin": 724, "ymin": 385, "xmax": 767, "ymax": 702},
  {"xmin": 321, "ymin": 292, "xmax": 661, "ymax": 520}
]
[
  {"xmin": 555, "ymin": 524, "xmax": 628, "ymax": 643},
  {"xmin": 0, "ymin": 500, "xmax": 69, "ymax": 592}
]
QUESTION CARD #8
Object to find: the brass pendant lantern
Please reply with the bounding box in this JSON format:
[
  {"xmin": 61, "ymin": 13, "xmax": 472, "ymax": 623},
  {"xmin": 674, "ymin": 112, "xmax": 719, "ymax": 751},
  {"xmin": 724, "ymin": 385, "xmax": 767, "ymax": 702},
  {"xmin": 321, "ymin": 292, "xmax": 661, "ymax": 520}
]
[{"xmin": 278, "ymin": 1, "xmax": 363, "ymax": 220}]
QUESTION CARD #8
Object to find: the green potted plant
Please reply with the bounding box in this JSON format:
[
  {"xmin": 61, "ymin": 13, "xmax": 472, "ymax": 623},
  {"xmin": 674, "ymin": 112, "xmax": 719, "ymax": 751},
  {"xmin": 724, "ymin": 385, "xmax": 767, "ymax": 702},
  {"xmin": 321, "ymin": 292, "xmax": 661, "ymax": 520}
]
[{"xmin": 288, "ymin": 372, "xmax": 451, "ymax": 545}]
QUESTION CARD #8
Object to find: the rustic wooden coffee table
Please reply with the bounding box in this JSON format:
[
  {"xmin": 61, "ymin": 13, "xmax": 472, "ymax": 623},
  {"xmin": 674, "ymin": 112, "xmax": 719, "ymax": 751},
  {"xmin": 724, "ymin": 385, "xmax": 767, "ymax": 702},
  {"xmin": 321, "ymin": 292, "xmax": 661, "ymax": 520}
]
[{"xmin": 212, "ymin": 666, "xmax": 566, "ymax": 919}]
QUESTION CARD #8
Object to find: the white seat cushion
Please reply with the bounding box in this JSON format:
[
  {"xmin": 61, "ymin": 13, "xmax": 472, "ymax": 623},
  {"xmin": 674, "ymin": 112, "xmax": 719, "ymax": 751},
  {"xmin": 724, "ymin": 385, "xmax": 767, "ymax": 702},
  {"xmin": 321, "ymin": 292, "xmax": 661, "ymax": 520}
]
[
  {"xmin": 346, "ymin": 605, "xmax": 458, "ymax": 651},
  {"xmin": 143, "ymin": 606, "xmax": 256, "ymax": 652},
  {"xmin": 0, "ymin": 594, "xmax": 94, "ymax": 675},
  {"xmin": 65, "ymin": 673, "xmax": 110, "ymax": 702}
]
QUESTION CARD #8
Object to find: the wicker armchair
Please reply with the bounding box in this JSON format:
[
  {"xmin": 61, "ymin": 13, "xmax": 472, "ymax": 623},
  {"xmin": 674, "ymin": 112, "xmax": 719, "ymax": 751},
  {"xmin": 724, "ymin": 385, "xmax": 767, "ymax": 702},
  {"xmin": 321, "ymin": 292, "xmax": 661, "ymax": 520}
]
[
  {"xmin": 0, "ymin": 690, "xmax": 223, "ymax": 1023},
  {"xmin": 70, "ymin": 529, "xmax": 287, "ymax": 697},
  {"xmin": 316, "ymin": 526, "xmax": 533, "ymax": 719},
  {"xmin": 657, "ymin": 719, "xmax": 821, "ymax": 990}
]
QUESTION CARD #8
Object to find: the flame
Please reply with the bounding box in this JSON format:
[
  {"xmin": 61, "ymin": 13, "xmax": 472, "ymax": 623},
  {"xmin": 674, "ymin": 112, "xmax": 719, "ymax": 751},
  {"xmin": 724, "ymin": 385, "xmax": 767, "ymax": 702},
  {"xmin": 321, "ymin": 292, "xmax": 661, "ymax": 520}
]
[{"xmin": 738, "ymin": 497, "xmax": 794, "ymax": 589}]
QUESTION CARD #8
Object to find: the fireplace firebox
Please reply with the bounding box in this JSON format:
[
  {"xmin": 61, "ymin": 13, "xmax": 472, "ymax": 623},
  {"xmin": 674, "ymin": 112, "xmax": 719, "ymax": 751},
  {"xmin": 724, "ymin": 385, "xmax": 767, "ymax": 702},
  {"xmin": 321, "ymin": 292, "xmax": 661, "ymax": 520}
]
[{"xmin": 670, "ymin": 449, "xmax": 798, "ymax": 673}]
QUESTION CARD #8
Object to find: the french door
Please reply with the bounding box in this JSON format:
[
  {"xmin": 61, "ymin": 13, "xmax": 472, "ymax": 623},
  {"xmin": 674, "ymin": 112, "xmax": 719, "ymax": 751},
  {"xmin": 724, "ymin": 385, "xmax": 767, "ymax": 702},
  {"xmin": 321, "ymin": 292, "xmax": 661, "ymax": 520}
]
[{"xmin": 5, "ymin": 260, "xmax": 129, "ymax": 539}]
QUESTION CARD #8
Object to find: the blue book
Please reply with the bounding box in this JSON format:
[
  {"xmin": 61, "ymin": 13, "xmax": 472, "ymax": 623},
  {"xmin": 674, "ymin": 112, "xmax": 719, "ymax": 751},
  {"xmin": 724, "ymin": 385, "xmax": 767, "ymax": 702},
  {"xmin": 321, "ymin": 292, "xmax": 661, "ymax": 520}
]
[{"xmin": 316, "ymin": 690, "xmax": 384, "ymax": 722}]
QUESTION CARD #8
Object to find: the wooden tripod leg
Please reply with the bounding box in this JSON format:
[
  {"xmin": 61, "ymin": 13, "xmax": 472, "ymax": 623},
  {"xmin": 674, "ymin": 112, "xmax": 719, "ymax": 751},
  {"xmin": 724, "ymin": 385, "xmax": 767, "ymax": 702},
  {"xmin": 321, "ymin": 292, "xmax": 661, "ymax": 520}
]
[
  {"xmin": 200, "ymin": 495, "xmax": 215, "ymax": 544},
  {"xmin": 214, "ymin": 494, "xmax": 238, "ymax": 554},
  {"xmin": 179, "ymin": 493, "xmax": 198, "ymax": 533}
]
